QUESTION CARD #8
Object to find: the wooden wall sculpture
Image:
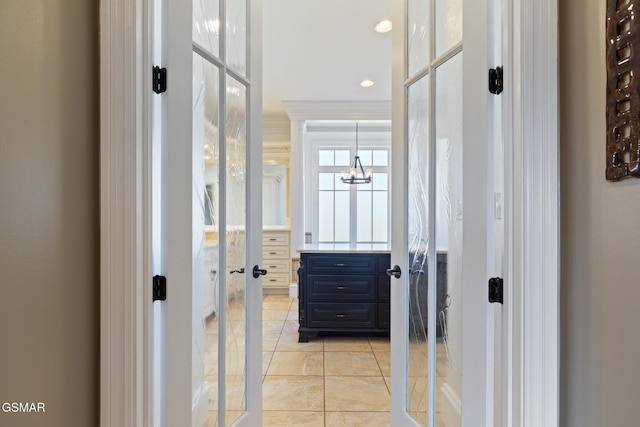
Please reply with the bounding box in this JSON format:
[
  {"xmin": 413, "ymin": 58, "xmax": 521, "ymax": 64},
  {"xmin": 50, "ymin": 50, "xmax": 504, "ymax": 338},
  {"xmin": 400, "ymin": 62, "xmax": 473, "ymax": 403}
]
[{"xmin": 606, "ymin": 0, "xmax": 640, "ymax": 181}]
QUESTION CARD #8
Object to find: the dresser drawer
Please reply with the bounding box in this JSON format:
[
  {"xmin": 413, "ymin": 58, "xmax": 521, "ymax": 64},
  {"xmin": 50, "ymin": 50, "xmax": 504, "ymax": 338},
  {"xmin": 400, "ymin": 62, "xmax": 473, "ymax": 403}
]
[
  {"xmin": 377, "ymin": 276, "xmax": 390, "ymax": 302},
  {"xmin": 306, "ymin": 275, "xmax": 376, "ymax": 301},
  {"xmin": 263, "ymin": 273, "xmax": 290, "ymax": 288},
  {"xmin": 263, "ymin": 233, "xmax": 290, "ymax": 246},
  {"xmin": 305, "ymin": 255, "xmax": 376, "ymax": 274},
  {"xmin": 377, "ymin": 255, "xmax": 391, "ymax": 274},
  {"xmin": 306, "ymin": 303, "xmax": 376, "ymax": 328},
  {"xmin": 263, "ymin": 247, "xmax": 289, "ymax": 259},
  {"xmin": 263, "ymin": 260, "xmax": 289, "ymax": 274}
]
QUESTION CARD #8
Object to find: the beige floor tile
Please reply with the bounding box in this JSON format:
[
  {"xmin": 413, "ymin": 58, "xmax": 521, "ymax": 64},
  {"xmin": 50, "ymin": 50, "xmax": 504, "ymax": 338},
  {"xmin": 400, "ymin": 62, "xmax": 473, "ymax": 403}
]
[
  {"xmin": 275, "ymin": 333, "xmax": 323, "ymax": 352},
  {"xmin": 263, "ymin": 376, "xmax": 324, "ymax": 411},
  {"xmin": 323, "ymin": 336, "xmax": 372, "ymax": 352},
  {"xmin": 262, "ymin": 295, "xmax": 293, "ymax": 310},
  {"xmin": 369, "ymin": 336, "xmax": 391, "ymax": 352},
  {"xmin": 267, "ymin": 351, "xmax": 324, "ymax": 376},
  {"xmin": 263, "ymin": 352, "xmax": 273, "ymax": 376},
  {"xmin": 262, "ymin": 411, "xmax": 324, "ymax": 427},
  {"xmin": 286, "ymin": 309, "xmax": 299, "ymax": 321},
  {"xmin": 263, "ymin": 333, "xmax": 281, "ymax": 352},
  {"xmin": 282, "ymin": 319, "xmax": 299, "ymax": 334},
  {"xmin": 374, "ymin": 351, "xmax": 391, "ymax": 377},
  {"xmin": 324, "ymin": 351, "xmax": 382, "ymax": 376},
  {"xmin": 263, "ymin": 320, "xmax": 285, "ymax": 335},
  {"xmin": 325, "ymin": 376, "xmax": 390, "ymax": 411},
  {"xmin": 325, "ymin": 411, "xmax": 391, "ymax": 427},
  {"xmin": 263, "ymin": 309, "xmax": 290, "ymax": 321}
]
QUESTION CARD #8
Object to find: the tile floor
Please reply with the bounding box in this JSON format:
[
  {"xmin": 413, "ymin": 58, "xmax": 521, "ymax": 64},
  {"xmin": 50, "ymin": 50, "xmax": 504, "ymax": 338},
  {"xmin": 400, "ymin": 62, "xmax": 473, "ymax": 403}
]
[{"xmin": 206, "ymin": 294, "xmax": 450, "ymax": 427}]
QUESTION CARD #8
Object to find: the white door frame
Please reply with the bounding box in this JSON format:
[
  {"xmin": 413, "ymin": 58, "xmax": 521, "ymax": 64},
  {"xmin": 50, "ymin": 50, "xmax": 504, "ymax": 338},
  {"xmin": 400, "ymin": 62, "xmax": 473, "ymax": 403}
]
[{"xmin": 99, "ymin": 0, "xmax": 559, "ymax": 425}]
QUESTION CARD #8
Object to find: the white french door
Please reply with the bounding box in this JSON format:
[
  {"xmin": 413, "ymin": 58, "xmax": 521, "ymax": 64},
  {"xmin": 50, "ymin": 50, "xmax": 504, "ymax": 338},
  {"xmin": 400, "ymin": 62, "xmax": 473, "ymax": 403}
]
[
  {"xmin": 390, "ymin": 0, "xmax": 500, "ymax": 426},
  {"xmin": 161, "ymin": 0, "xmax": 263, "ymax": 425}
]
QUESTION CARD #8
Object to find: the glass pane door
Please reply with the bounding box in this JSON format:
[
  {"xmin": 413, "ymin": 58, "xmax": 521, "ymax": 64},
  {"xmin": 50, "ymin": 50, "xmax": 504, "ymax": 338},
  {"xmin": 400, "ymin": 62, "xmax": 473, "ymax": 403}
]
[
  {"xmin": 391, "ymin": 0, "xmax": 494, "ymax": 425},
  {"xmin": 165, "ymin": 0, "xmax": 262, "ymax": 425}
]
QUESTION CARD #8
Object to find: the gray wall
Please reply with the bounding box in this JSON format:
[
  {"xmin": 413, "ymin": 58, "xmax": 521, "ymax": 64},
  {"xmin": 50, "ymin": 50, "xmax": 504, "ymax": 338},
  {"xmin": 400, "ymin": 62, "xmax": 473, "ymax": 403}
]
[
  {"xmin": 560, "ymin": 0, "xmax": 640, "ymax": 426},
  {"xmin": 0, "ymin": 1, "xmax": 99, "ymax": 427}
]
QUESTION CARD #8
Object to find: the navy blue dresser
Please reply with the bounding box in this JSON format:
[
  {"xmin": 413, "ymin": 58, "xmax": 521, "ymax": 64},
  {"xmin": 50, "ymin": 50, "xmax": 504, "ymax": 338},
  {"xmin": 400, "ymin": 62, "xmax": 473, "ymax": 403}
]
[{"xmin": 297, "ymin": 251, "xmax": 391, "ymax": 342}]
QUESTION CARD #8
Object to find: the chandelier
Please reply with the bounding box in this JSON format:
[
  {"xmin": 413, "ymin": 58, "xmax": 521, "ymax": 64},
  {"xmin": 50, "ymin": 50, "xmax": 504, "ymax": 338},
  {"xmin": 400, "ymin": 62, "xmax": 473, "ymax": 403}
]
[{"xmin": 340, "ymin": 123, "xmax": 373, "ymax": 185}]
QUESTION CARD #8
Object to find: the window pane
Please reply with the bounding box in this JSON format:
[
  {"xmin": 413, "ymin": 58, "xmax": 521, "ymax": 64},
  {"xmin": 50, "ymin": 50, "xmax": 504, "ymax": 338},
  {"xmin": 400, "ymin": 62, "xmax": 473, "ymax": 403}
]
[
  {"xmin": 319, "ymin": 150, "xmax": 334, "ymax": 166},
  {"xmin": 372, "ymin": 150, "xmax": 389, "ymax": 166},
  {"xmin": 373, "ymin": 173, "xmax": 388, "ymax": 191},
  {"xmin": 319, "ymin": 173, "xmax": 334, "ymax": 190},
  {"xmin": 193, "ymin": 0, "xmax": 220, "ymax": 57},
  {"xmin": 434, "ymin": 53, "xmax": 463, "ymax": 427},
  {"xmin": 372, "ymin": 192, "xmax": 388, "ymax": 242},
  {"xmin": 436, "ymin": 0, "xmax": 462, "ymax": 57},
  {"xmin": 334, "ymin": 191, "xmax": 350, "ymax": 242},
  {"xmin": 334, "ymin": 173, "xmax": 350, "ymax": 191},
  {"xmin": 318, "ymin": 191, "xmax": 334, "ymax": 241},
  {"xmin": 357, "ymin": 191, "xmax": 373, "ymax": 242},
  {"xmin": 226, "ymin": 0, "xmax": 247, "ymax": 76},
  {"xmin": 356, "ymin": 181, "xmax": 372, "ymax": 192},
  {"xmin": 408, "ymin": 0, "xmax": 430, "ymax": 77},
  {"xmin": 357, "ymin": 150, "xmax": 373, "ymax": 166},
  {"xmin": 335, "ymin": 150, "xmax": 351, "ymax": 166}
]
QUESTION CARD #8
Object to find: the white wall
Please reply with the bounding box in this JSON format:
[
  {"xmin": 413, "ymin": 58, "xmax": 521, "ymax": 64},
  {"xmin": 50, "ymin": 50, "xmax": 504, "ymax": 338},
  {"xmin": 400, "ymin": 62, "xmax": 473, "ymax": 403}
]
[{"xmin": 560, "ymin": 0, "xmax": 640, "ymax": 425}]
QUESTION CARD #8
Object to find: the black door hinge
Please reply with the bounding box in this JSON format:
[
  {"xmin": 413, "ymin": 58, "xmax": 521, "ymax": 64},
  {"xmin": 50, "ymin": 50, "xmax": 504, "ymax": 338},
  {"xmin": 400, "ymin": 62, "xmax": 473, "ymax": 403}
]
[
  {"xmin": 152, "ymin": 66, "xmax": 167, "ymax": 94},
  {"xmin": 489, "ymin": 66, "xmax": 503, "ymax": 95},
  {"xmin": 153, "ymin": 275, "xmax": 167, "ymax": 301},
  {"xmin": 488, "ymin": 277, "xmax": 503, "ymax": 304}
]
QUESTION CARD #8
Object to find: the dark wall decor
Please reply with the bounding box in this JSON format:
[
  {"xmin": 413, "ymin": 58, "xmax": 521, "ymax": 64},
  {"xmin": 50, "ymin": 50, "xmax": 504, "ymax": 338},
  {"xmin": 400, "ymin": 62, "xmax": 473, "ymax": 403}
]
[{"xmin": 606, "ymin": 0, "xmax": 640, "ymax": 180}]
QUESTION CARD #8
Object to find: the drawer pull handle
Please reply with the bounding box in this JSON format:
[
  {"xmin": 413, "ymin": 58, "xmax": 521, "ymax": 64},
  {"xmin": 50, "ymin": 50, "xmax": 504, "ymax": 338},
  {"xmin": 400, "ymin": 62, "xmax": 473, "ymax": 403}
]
[
  {"xmin": 334, "ymin": 314, "xmax": 349, "ymax": 318},
  {"xmin": 335, "ymin": 286, "xmax": 349, "ymax": 290},
  {"xmin": 269, "ymin": 265, "xmax": 278, "ymax": 268},
  {"xmin": 269, "ymin": 238, "xmax": 278, "ymax": 241},
  {"xmin": 269, "ymin": 252, "xmax": 278, "ymax": 255},
  {"xmin": 269, "ymin": 279, "xmax": 278, "ymax": 282},
  {"xmin": 334, "ymin": 263, "xmax": 349, "ymax": 267}
]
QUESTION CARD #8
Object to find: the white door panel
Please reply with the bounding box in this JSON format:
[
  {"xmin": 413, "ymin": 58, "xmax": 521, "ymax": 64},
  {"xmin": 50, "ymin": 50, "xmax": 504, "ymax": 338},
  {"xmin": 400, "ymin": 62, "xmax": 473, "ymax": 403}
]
[
  {"xmin": 391, "ymin": 0, "xmax": 498, "ymax": 425},
  {"xmin": 164, "ymin": 0, "xmax": 262, "ymax": 425}
]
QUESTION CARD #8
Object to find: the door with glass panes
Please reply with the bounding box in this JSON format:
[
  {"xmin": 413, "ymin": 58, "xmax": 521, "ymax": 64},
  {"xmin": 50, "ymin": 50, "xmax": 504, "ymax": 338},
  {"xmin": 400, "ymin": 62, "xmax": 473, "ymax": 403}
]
[
  {"xmin": 389, "ymin": 0, "xmax": 502, "ymax": 425},
  {"xmin": 162, "ymin": 0, "xmax": 263, "ymax": 425}
]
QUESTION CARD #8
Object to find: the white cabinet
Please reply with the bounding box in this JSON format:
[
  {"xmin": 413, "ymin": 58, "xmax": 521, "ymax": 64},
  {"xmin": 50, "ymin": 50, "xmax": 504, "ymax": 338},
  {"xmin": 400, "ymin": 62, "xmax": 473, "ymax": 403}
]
[{"xmin": 263, "ymin": 228, "xmax": 291, "ymax": 292}]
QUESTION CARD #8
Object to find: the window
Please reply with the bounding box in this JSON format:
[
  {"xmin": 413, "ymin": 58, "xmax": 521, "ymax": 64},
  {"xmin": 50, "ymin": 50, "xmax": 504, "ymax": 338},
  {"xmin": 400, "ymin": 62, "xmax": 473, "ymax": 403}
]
[{"xmin": 308, "ymin": 125, "xmax": 391, "ymax": 244}]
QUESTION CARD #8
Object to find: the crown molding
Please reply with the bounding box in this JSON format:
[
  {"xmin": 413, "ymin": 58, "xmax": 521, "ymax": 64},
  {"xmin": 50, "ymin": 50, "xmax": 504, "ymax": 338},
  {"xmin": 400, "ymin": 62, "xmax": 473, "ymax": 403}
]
[
  {"xmin": 263, "ymin": 115, "xmax": 291, "ymax": 142},
  {"xmin": 283, "ymin": 100, "xmax": 392, "ymax": 121}
]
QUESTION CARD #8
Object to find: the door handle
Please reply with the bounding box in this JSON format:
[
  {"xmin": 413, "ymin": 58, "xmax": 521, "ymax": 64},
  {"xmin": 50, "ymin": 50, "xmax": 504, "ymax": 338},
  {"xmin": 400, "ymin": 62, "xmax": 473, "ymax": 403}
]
[
  {"xmin": 386, "ymin": 265, "xmax": 402, "ymax": 279},
  {"xmin": 252, "ymin": 265, "xmax": 268, "ymax": 278},
  {"xmin": 230, "ymin": 268, "xmax": 245, "ymax": 274}
]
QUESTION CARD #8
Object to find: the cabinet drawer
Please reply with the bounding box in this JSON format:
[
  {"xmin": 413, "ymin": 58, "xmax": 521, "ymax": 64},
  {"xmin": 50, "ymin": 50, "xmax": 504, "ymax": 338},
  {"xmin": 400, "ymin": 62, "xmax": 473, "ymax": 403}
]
[
  {"xmin": 378, "ymin": 303, "xmax": 390, "ymax": 329},
  {"xmin": 305, "ymin": 255, "xmax": 376, "ymax": 274},
  {"xmin": 307, "ymin": 303, "xmax": 376, "ymax": 328},
  {"xmin": 263, "ymin": 273, "xmax": 290, "ymax": 288},
  {"xmin": 263, "ymin": 233, "xmax": 290, "ymax": 246},
  {"xmin": 377, "ymin": 255, "xmax": 391, "ymax": 274},
  {"xmin": 306, "ymin": 275, "xmax": 376, "ymax": 301},
  {"xmin": 263, "ymin": 247, "xmax": 290, "ymax": 259},
  {"xmin": 377, "ymin": 276, "xmax": 390, "ymax": 302},
  {"xmin": 263, "ymin": 260, "xmax": 289, "ymax": 274}
]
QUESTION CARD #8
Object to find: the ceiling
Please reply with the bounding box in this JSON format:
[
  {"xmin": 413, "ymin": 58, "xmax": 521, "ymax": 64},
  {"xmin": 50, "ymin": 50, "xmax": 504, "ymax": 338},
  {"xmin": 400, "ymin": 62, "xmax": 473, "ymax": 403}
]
[{"xmin": 263, "ymin": 0, "xmax": 393, "ymax": 118}]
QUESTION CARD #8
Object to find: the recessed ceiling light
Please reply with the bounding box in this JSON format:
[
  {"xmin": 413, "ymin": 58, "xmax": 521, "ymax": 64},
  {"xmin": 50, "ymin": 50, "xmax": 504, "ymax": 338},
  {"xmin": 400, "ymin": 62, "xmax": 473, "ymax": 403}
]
[
  {"xmin": 375, "ymin": 19, "xmax": 392, "ymax": 33},
  {"xmin": 360, "ymin": 79, "xmax": 375, "ymax": 88}
]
